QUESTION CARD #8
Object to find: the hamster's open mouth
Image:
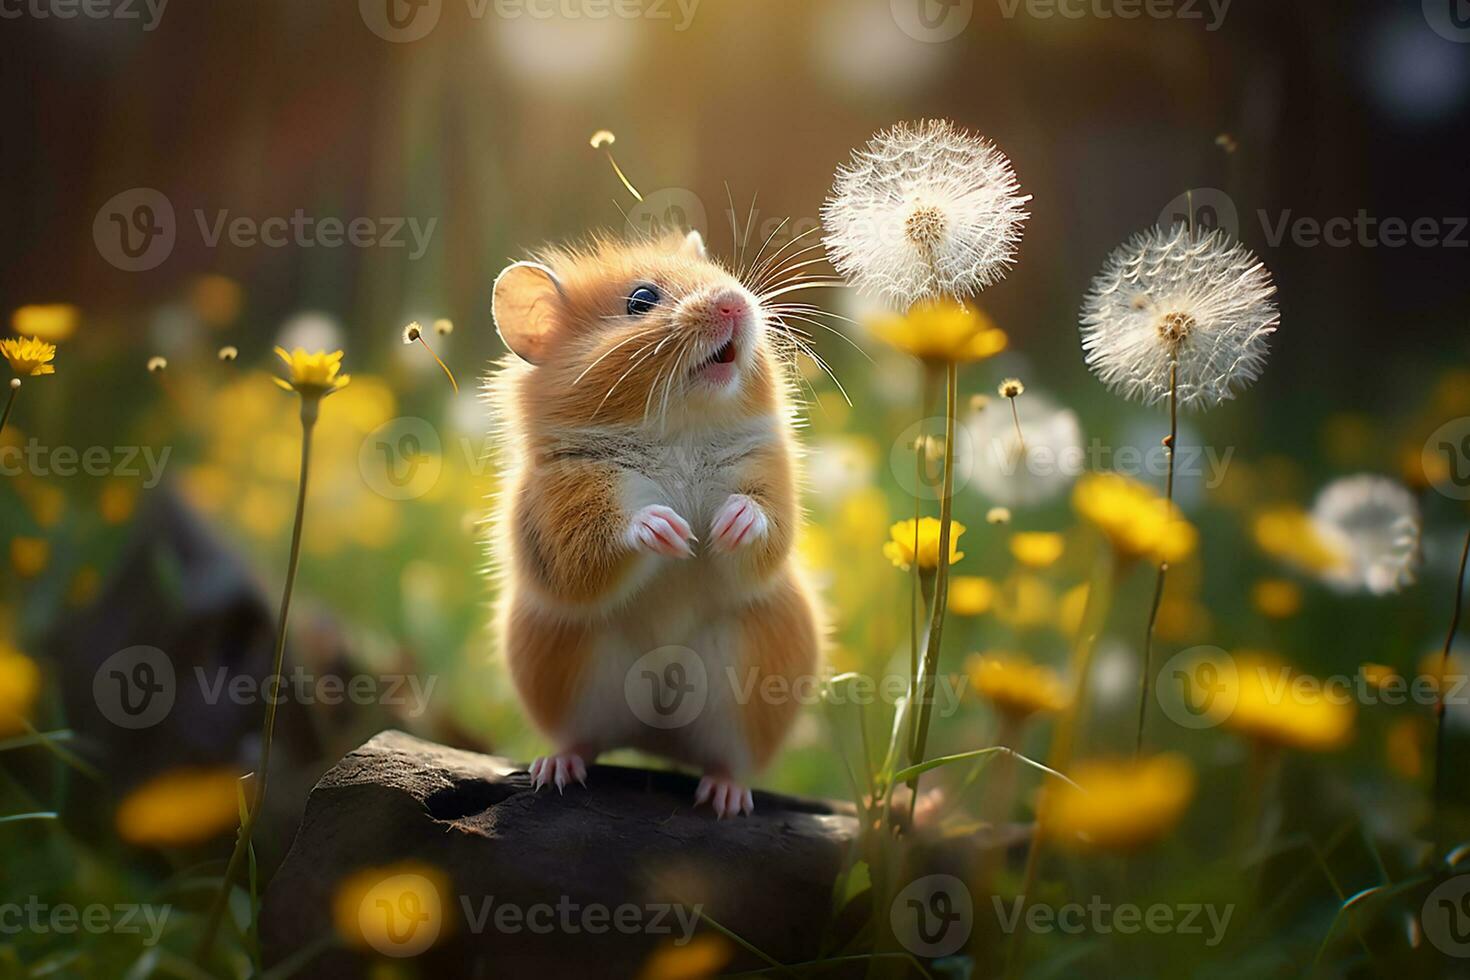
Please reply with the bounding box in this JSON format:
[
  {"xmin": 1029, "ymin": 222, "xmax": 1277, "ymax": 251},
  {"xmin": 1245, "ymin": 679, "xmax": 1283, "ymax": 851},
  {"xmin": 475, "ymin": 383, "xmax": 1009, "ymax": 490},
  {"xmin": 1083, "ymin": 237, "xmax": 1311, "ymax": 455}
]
[{"xmin": 691, "ymin": 329, "xmax": 740, "ymax": 381}]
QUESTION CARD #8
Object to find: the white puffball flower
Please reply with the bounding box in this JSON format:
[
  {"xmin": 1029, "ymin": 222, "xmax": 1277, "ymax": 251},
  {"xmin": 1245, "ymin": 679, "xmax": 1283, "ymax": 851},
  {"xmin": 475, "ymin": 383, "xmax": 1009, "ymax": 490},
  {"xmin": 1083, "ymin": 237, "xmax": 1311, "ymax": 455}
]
[
  {"xmin": 1080, "ymin": 224, "xmax": 1279, "ymax": 410},
  {"xmin": 965, "ymin": 392, "xmax": 1084, "ymax": 507},
  {"xmin": 821, "ymin": 119, "xmax": 1031, "ymax": 308},
  {"xmin": 1309, "ymin": 474, "xmax": 1421, "ymax": 595}
]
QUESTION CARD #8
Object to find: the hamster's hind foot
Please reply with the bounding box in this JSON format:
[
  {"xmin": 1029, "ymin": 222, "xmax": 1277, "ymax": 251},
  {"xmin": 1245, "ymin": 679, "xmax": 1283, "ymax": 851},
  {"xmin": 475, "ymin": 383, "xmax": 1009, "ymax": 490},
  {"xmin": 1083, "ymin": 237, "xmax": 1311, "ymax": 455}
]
[
  {"xmin": 529, "ymin": 752, "xmax": 588, "ymax": 793},
  {"xmin": 695, "ymin": 774, "xmax": 754, "ymax": 819}
]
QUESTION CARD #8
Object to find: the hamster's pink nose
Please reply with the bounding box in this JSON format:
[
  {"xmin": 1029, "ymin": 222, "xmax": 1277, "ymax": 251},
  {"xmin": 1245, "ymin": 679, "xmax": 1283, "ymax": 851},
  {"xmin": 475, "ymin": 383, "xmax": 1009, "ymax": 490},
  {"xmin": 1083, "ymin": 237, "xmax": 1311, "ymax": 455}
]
[{"xmin": 712, "ymin": 291, "xmax": 748, "ymax": 321}]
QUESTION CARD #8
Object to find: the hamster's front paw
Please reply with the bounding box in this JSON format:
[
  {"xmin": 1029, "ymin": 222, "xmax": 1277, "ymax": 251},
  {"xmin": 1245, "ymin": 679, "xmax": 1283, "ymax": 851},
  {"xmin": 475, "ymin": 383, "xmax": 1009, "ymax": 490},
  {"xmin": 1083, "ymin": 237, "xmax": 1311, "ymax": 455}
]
[
  {"xmin": 695, "ymin": 773, "xmax": 754, "ymax": 818},
  {"xmin": 626, "ymin": 504, "xmax": 696, "ymax": 558},
  {"xmin": 710, "ymin": 494, "xmax": 768, "ymax": 552},
  {"xmin": 529, "ymin": 752, "xmax": 587, "ymax": 793}
]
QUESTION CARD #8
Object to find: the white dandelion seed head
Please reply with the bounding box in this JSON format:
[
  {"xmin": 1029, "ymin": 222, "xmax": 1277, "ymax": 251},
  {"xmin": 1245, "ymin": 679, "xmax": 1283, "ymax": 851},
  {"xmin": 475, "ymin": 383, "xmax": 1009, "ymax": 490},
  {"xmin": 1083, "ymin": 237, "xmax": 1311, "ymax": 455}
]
[
  {"xmin": 966, "ymin": 392, "xmax": 1084, "ymax": 508},
  {"xmin": 1080, "ymin": 224, "xmax": 1279, "ymax": 411},
  {"xmin": 1310, "ymin": 474, "xmax": 1421, "ymax": 596},
  {"xmin": 821, "ymin": 119, "xmax": 1031, "ymax": 308}
]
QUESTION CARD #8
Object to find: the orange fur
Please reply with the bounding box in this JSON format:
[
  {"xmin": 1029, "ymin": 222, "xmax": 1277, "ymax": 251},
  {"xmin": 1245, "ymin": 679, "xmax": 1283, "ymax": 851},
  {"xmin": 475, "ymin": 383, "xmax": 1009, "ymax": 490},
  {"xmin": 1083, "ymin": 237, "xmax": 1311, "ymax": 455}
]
[{"xmin": 486, "ymin": 230, "xmax": 824, "ymax": 783}]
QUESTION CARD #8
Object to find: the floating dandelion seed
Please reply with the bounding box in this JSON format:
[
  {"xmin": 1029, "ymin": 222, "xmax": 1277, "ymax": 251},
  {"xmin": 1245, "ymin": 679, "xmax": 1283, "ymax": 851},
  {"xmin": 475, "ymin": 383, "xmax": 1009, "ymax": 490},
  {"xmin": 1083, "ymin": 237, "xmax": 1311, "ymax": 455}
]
[
  {"xmin": 590, "ymin": 129, "xmax": 643, "ymax": 202},
  {"xmin": 147, "ymin": 356, "xmax": 168, "ymax": 374},
  {"xmin": 433, "ymin": 318, "xmax": 454, "ymax": 336},
  {"xmin": 968, "ymin": 392, "xmax": 1083, "ymax": 507},
  {"xmin": 218, "ymin": 346, "xmax": 239, "ymax": 362},
  {"xmin": 987, "ymin": 506, "xmax": 1012, "ymax": 525},
  {"xmin": 822, "ymin": 119, "xmax": 1030, "ymax": 308},
  {"xmin": 1080, "ymin": 224, "xmax": 1279, "ymax": 410},
  {"xmin": 969, "ymin": 394, "xmax": 990, "ymax": 412},
  {"xmin": 1309, "ymin": 474, "xmax": 1421, "ymax": 595},
  {"xmin": 401, "ymin": 321, "xmax": 459, "ymax": 394}
]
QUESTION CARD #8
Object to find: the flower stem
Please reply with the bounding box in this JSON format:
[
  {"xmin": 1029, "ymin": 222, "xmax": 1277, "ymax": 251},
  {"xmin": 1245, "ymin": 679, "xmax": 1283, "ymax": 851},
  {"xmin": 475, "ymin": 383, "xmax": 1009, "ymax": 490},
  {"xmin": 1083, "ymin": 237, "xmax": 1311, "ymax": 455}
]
[
  {"xmin": 1135, "ymin": 354, "xmax": 1179, "ymax": 757},
  {"xmin": 908, "ymin": 359, "xmax": 958, "ymax": 795},
  {"xmin": 1008, "ymin": 540, "xmax": 1116, "ymax": 979},
  {"xmin": 1008, "ymin": 394, "xmax": 1026, "ymax": 457},
  {"xmin": 415, "ymin": 336, "xmax": 459, "ymax": 394},
  {"xmin": 195, "ymin": 405, "xmax": 317, "ymax": 964},
  {"xmin": 0, "ymin": 383, "xmax": 17, "ymax": 437},
  {"xmin": 1433, "ymin": 526, "xmax": 1470, "ymax": 857}
]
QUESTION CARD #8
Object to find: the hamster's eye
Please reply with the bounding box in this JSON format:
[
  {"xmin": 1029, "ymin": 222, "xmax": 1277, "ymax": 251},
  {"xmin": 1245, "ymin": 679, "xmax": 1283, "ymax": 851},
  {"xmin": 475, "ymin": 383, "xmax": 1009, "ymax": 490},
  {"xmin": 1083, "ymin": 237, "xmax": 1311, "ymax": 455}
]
[{"xmin": 626, "ymin": 285, "xmax": 660, "ymax": 317}]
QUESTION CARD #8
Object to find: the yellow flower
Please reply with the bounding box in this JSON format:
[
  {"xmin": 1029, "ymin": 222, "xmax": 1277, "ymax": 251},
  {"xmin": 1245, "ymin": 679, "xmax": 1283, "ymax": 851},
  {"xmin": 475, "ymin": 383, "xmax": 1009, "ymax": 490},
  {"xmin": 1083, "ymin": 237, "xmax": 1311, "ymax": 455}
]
[
  {"xmin": 11, "ymin": 304, "xmax": 79, "ymax": 342},
  {"xmin": 10, "ymin": 537, "xmax": 49, "ymax": 578},
  {"xmin": 948, "ymin": 575, "xmax": 996, "ymax": 616},
  {"xmin": 1009, "ymin": 531, "xmax": 1064, "ymax": 568},
  {"xmin": 1, "ymin": 336, "xmax": 57, "ymax": 377},
  {"xmin": 1155, "ymin": 596, "xmax": 1210, "ymax": 643},
  {"xmin": 1073, "ymin": 473, "xmax": 1196, "ymax": 563},
  {"xmin": 637, "ymin": 935, "xmax": 733, "ymax": 980},
  {"xmin": 1252, "ymin": 578, "xmax": 1302, "ymax": 619},
  {"xmin": 0, "ymin": 646, "xmax": 41, "ymax": 737},
  {"xmin": 1252, "ymin": 506, "xmax": 1346, "ymax": 575},
  {"xmin": 115, "ymin": 767, "xmax": 243, "ymax": 846},
  {"xmin": 1042, "ymin": 754, "xmax": 1194, "ymax": 852},
  {"xmin": 1417, "ymin": 650, "xmax": 1469, "ymax": 699},
  {"xmin": 273, "ymin": 346, "xmax": 350, "ymax": 398},
  {"xmin": 883, "ymin": 518, "xmax": 965, "ymax": 571},
  {"xmin": 1057, "ymin": 583, "xmax": 1089, "ymax": 638},
  {"xmin": 966, "ymin": 652, "xmax": 1068, "ymax": 719},
  {"xmin": 994, "ymin": 574, "xmax": 1055, "ymax": 630},
  {"xmin": 1360, "ymin": 662, "xmax": 1397, "ymax": 691},
  {"xmin": 333, "ymin": 861, "xmax": 451, "ymax": 957},
  {"xmin": 865, "ymin": 300, "xmax": 1007, "ymax": 363},
  {"xmin": 1385, "ymin": 717, "xmax": 1424, "ymax": 780},
  {"xmin": 1216, "ymin": 653, "xmax": 1354, "ymax": 752}
]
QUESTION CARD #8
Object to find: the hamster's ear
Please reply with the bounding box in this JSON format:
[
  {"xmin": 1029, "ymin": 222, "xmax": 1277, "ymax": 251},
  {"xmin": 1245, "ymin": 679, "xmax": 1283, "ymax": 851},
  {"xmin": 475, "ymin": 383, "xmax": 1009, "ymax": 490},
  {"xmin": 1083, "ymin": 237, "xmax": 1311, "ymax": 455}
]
[
  {"xmin": 678, "ymin": 230, "xmax": 707, "ymax": 260},
  {"xmin": 492, "ymin": 261, "xmax": 565, "ymax": 365}
]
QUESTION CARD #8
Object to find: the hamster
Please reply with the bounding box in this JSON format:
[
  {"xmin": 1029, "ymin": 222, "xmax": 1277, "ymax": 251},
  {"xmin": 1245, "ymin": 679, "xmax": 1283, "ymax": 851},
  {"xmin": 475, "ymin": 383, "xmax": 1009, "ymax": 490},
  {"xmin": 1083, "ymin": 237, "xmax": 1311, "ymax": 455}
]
[{"xmin": 486, "ymin": 229, "xmax": 822, "ymax": 818}]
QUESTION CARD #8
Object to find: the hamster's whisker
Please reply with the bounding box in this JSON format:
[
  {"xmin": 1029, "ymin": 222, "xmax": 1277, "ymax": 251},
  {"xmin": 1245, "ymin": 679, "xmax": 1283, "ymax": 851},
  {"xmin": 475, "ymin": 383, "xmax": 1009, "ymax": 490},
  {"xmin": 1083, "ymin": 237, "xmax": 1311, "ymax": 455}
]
[
  {"xmin": 740, "ymin": 189, "xmax": 759, "ymax": 272},
  {"xmin": 757, "ymin": 255, "xmax": 836, "ymax": 295},
  {"xmin": 748, "ymin": 228, "xmax": 823, "ymax": 291},
  {"xmin": 724, "ymin": 182, "xmax": 742, "ymax": 269},
  {"xmin": 573, "ymin": 327, "xmax": 661, "ymax": 385},
  {"xmin": 770, "ymin": 317, "xmax": 853, "ymax": 406},
  {"xmin": 767, "ymin": 301, "xmax": 858, "ymax": 326},
  {"xmin": 763, "ymin": 304, "xmax": 872, "ymax": 362},
  {"xmin": 595, "ymin": 338, "xmax": 667, "ymax": 418},
  {"xmin": 744, "ymin": 215, "xmax": 791, "ymax": 284},
  {"xmin": 751, "ymin": 246, "xmax": 831, "ymax": 297},
  {"xmin": 757, "ymin": 278, "xmax": 845, "ymax": 303}
]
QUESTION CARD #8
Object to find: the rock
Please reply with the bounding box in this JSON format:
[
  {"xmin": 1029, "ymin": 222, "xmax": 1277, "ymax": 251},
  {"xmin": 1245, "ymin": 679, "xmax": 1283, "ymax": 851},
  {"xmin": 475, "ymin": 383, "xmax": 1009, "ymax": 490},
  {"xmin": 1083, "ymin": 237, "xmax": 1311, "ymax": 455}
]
[{"xmin": 261, "ymin": 730, "xmax": 861, "ymax": 978}]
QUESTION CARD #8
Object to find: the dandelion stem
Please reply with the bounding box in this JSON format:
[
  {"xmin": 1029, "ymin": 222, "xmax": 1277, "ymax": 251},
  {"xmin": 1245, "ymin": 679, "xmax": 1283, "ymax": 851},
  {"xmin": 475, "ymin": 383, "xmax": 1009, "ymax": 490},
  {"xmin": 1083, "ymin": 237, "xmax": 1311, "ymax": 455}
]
[
  {"xmin": 1433, "ymin": 526, "xmax": 1470, "ymax": 856},
  {"xmin": 908, "ymin": 359, "xmax": 958, "ymax": 798},
  {"xmin": 0, "ymin": 382, "xmax": 17, "ymax": 437},
  {"xmin": 1008, "ymin": 394, "xmax": 1026, "ymax": 457},
  {"xmin": 1135, "ymin": 354, "xmax": 1179, "ymax": 757},
  {"xmin": 1009, "ymin": 538, "xmax": 1116, "ymax": 978},
  {"xmin": 195, "ymin": 406, "xmax": 317, "ymax": 964},
  {"xmin": 415, "ymin": 336, "xmax": 459, "ymax": 394}
]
